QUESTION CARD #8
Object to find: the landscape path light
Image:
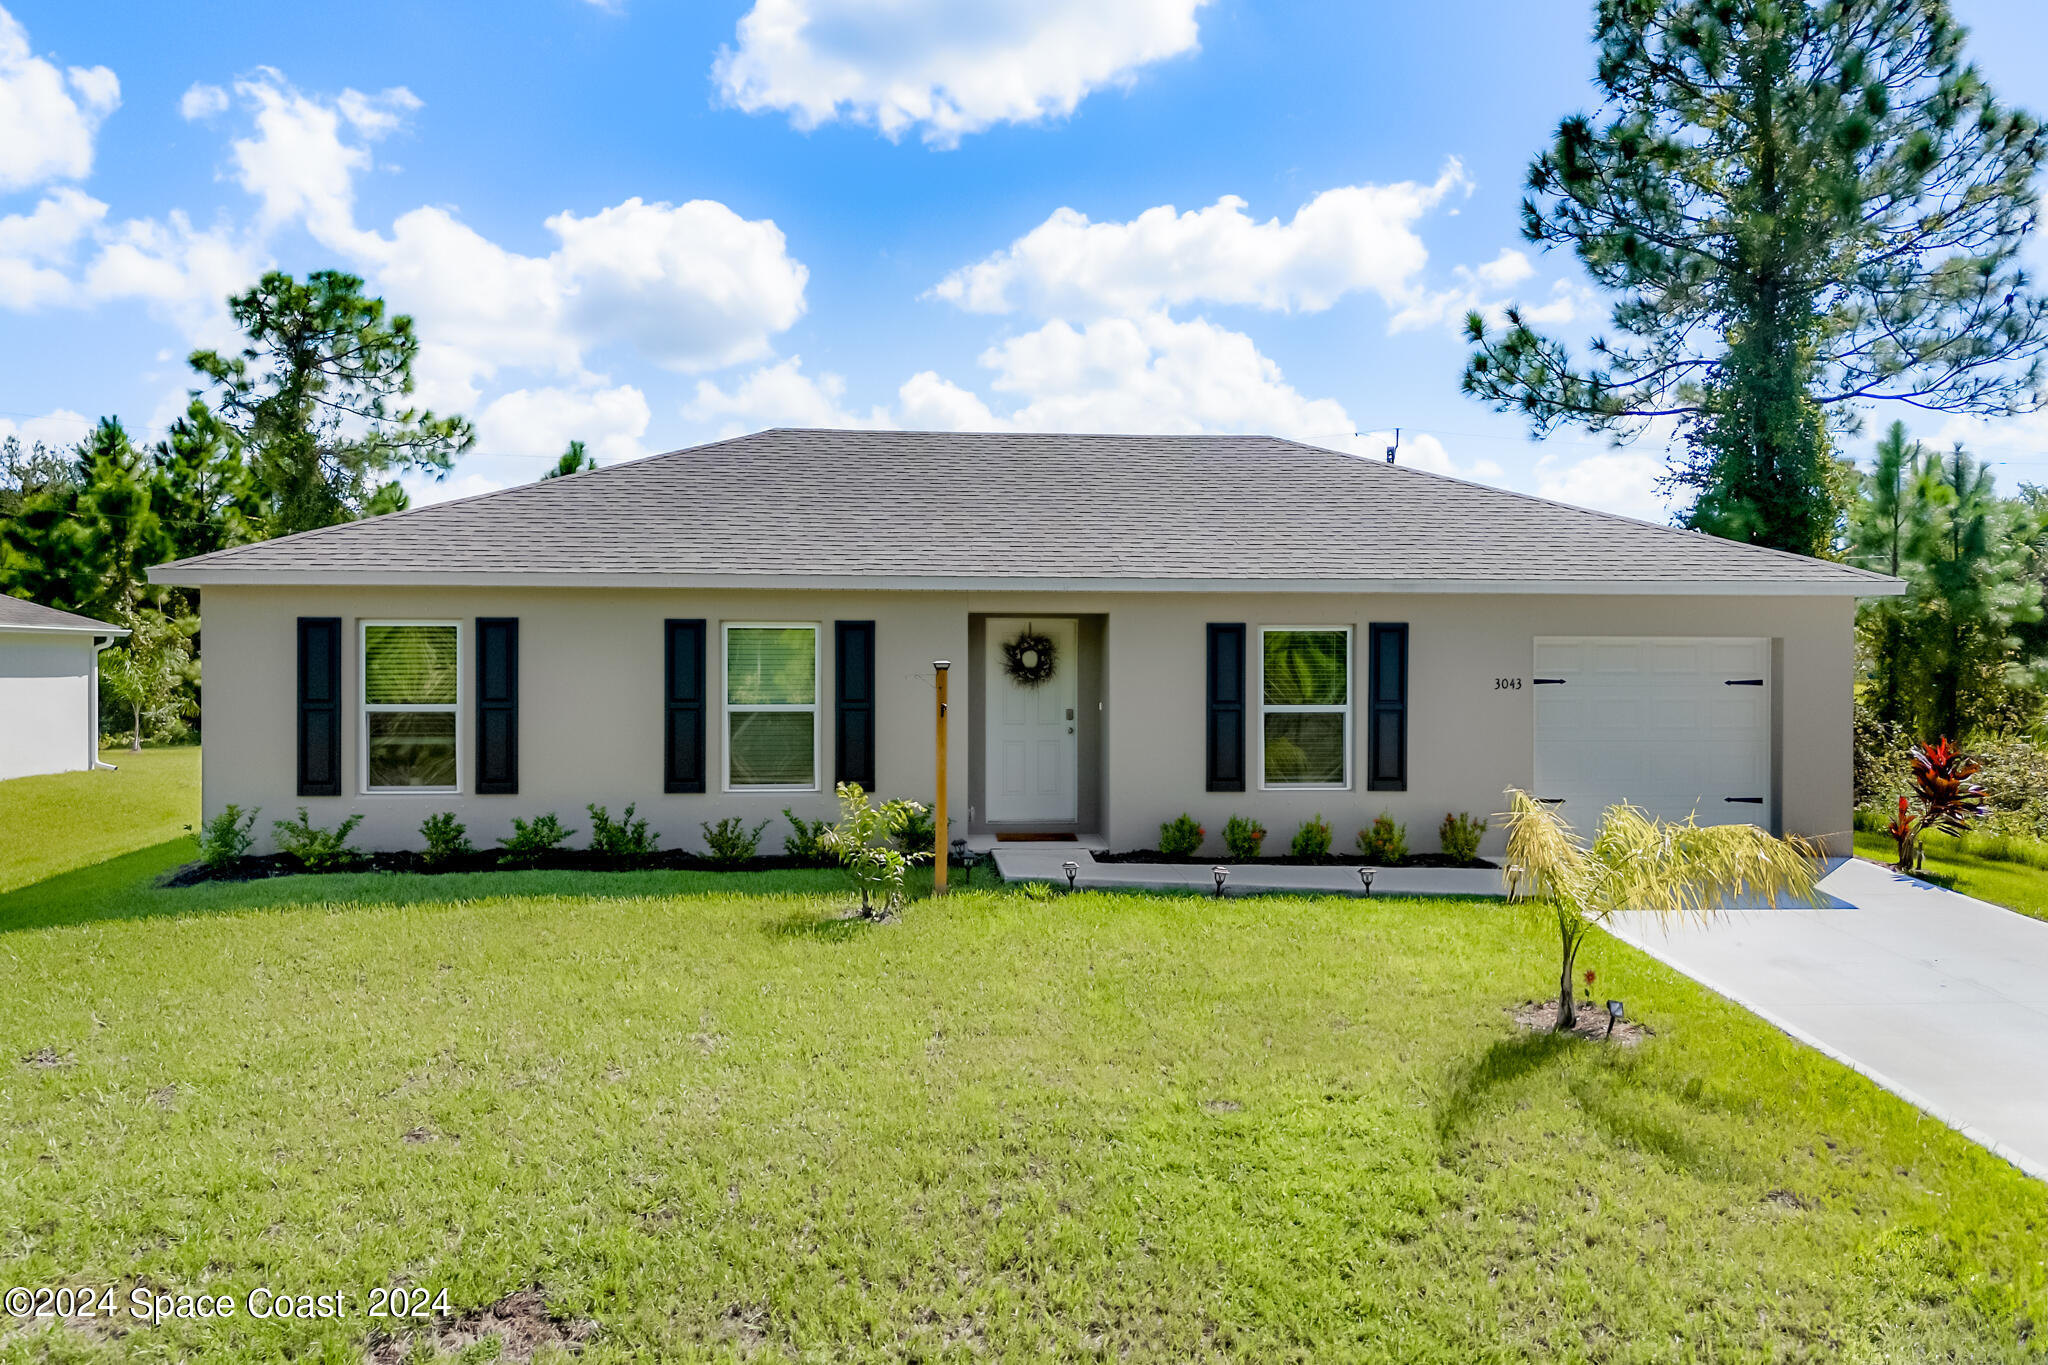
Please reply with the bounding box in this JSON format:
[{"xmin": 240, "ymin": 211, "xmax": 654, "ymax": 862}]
[
  {"xmin": 1062, "ymin": 859, "xmax": 1079, "ymax": 894},
  {"xmin": 1212, "ymin": 866, "xmax": 1229, "ymax": 898},
  {"xmin": 1357, "ymin": 866, "xmax": 1376, "ymax": 897}
]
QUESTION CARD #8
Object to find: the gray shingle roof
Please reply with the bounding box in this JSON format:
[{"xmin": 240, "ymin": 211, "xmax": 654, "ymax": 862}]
[
  {"xmin": 150, "ymin": 429, "xmax": 1899, "ymax": 595},
  {"xmin": 0, "ymin": 595, "xmax": 126, "ymax": 633}
]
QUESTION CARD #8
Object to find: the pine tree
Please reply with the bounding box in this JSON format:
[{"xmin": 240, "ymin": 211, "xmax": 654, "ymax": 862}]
[
  {"xmin": 1847, "ymin": 422, "xmax": 1939, "ymax": 728},
  {"xmin": 189, "ymin": 271, "xmax": 474, "ymax": 536},
  {"xmin": 1463, "ymin": 0, "xmax": 2048, "ymax": 555},
  {"xmin": 1915, "ymin": 445, "xmax": 2041, "ymax": 738},
  {"xmin": 151, "ymin": 400, "xmax": 259, "ymax": 562},
  {"xmin": 543, "ymin": 440, "xmax": 597, "ymax": 480}
]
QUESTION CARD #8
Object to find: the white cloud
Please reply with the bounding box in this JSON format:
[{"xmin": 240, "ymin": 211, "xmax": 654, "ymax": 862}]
[
  {"xmin": 896, "ymin": 370, "xmax": 999, "ymax": 430},
  {"xmin": 475, "ymin": 384, "xmax": 651, "ymax": 464},
  {"xmin": 0, "ymin": 407, "xmax": 92, "ymax": 450},
  {"xmin": 686, "ymin": 356, "xmax": 889, "ymax": 435},
  {"xmin": 713, "ymin": 0, "xmax": 1208, "ymax": 148},
  {"xmin": 1533, "ymin": 448, "xmax": 1671, "ymax": 522},
  {"xmin": 178, "ymin": 81, "xmax": 227, "ymax": 120},
  {"xmin": 80, "ymin": 210, "xmax": 263, "ymax": 346},
  {"xmin": 0, "ymin": 5, "xmax": 119, "ymax": 191},
  {"xmin": 350, "ymin": 197, "xmax": 809, "ymax": 410},
  {"xmin": 228, "ymin": 71, "xmax": 402, "ymax": 243},
  {"xmin": 934, "ymin": 163, "xmax": 1471, "ymax": 317},
  {"xmin": 693, "ymin": 313, "xmax": 1503, "ymax": 484}
]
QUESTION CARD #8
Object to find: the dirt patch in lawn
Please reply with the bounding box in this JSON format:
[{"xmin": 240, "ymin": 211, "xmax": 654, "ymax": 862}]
[
  {"xmin": 1509, "ymin": 1000, "xmax": 1652, "ymax": 1046},
  {"xmin": 365, "ymin": 1288, "xmax": 596, "ymax": 1364}
]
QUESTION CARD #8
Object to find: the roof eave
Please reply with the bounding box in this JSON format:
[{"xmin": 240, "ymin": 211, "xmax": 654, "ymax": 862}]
[
  {"xmin": 0, "ymin": 621, "xmax": 131, "ymax": 636},
  {"xmin": 147, "ymin": 567, "xmax": 1903, "ymax": 597}
]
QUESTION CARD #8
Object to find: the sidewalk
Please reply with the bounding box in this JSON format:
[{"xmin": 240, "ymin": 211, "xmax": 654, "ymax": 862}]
[{"xmin": 987, "ymin": 844, "xmax": 1507, "ymax": 898}]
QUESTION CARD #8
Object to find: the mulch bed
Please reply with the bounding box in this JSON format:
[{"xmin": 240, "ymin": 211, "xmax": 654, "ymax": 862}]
[
  {"xmin": 1094, "ymin": 850, "xmax": 1497, "ymax": 869},
  {"xmin": 1509, "ymin": 999, "xmax": 1652, "ymax": 1046},
  {"xmin": 161, "ymin": 849, "xmax": 983, "ymax": 887}
]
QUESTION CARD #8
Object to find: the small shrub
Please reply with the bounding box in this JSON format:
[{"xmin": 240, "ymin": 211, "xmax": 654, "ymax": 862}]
[
  {"xmin": 1159, "ymin": 813, "xmax": 1205, "ymax": 857},
  {"xmin": 1289, "ymin": 814, "xmax": 1333, "ymax": 860},
  {"xmin": 420, "ymin": 811, "xmax": 473, "ymax": 865},
  {"xmin": 500, "ymin": 812, "xmax": 575, "ymax": 868},
  {"xmin": 272, "ymin": 807, "xmax": 364, "ymax": 872},
  {"xmin": 701, "ymin": 816, "xmax": 770, "ymax": 866},
  {"xmin": 1222, "ymin": 814, "xmax": 1266, "ymax": 861},
  {"xmin": 895, "ymin": 802, "xmax": 939, "ymax": 855},
  {"xmin": 783, "ymin": 807, "xmax": 832, "ymax": 862},
  {"xmin": 821, "ymin": 782, "xmax": 930, "ymax": 916},
  {"xmin": 1356, "ymin": 812, "xmax": 1407, "ymax": 864},
  {"xmin": 589, "ymin": 803, "xmax": 659, "ymax": 858},
  {"xmin": 1439, "ymin": 811, "xmax": 1487, "ymax": 862},
  {"xmin": 196, "ymin": 804, "xmax": 259, "ymax": 869}
]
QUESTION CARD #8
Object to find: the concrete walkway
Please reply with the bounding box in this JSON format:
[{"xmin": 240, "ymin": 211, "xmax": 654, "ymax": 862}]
[
  {"xmin": 987, "ymin": 843, "xmax": 1507, "ymax": 898},
  {"xmin": 1606, "ymin": 857, "xmax": 2048, "ymax": 1183}
]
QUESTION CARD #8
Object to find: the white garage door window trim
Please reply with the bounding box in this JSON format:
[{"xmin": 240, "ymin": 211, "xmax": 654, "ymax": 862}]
[{"xmin": 1532, "ymin": 636, "xmax": 1774, "ymax": 832}]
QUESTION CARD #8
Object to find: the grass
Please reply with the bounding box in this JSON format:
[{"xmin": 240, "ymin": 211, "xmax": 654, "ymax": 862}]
[
  {"xmin": 1, "ymin": 866, "xmax": 2044, "ymax": 1359},
  {"xmin": 0, "ymin": 747, "xmax": 199, "ymax": 893},
  {"xmin": 3, "ymin": 763, "xmax": 2043, "ymax": 1360},
  {"xmin": 1853, "ymin": 828, "xmax": 2048, "ymax": 923}
]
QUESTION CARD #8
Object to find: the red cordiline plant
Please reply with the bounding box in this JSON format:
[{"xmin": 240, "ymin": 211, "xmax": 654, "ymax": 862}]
[{"xmin": 1889, "ymin": 737, "xmax": 1991, "ymax": 871}]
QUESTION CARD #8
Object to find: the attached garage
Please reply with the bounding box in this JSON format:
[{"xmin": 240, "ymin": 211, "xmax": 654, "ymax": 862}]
[{"xmin": 1532, "ymin": 636, "xmax": 1774, "ymax": 832}]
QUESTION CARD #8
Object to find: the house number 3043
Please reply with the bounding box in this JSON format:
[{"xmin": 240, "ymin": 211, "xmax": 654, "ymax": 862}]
[{"xmin": 1494, "ymin": 677, "xmax": 1523, "ymax": 690}]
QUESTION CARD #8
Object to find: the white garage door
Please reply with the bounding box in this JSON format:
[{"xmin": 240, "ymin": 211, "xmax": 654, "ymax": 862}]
[{"xmin": 1532, "ymin": 637, "xmax": 1772, "ymax": 831}]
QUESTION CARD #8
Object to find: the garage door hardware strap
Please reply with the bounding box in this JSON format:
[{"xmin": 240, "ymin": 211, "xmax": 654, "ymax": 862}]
[
  {"xmin": 1724, "ymin": 678, "xmax": 1764, "ymax": 686},
  {"xmin": 1724, "ymin": 796, "xmax": 1764, "ymax": 803},
  {"xmin": 1533, "ymin": 677, "xmax": 1566, "ymax": 685}
]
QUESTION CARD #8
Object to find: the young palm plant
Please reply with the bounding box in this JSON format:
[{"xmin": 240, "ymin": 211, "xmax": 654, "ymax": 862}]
[{"xmin": 1502, "ymin": 791, "xmax": 1825, "ymax": 1032}]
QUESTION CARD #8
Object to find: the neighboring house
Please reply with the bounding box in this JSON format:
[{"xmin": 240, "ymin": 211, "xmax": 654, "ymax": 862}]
[
  {"xmin": 148, "ymin": 430, "xmax": 1902, "ymax": 856},
  {"xmin": 0, "ymin": 596, "xmax": 128, "ymax": 781}
]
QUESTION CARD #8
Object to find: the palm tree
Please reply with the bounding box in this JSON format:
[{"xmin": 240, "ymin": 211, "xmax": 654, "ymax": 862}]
[{"xmin": 1501, "ymin": 791, "xmax": 1825, "ymax": 1032}]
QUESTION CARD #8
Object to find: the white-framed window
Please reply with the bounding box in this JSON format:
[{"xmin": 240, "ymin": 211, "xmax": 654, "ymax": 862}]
[
  {"xmin": 1259, "ymin": 626, "xmax": 1352, "ymax": 790},
  {"xmin": 360, "ymin": 620, "xmax": 461, "ymax": 793},
  {"xmin": 723, "ymin": 622, "xmax": 819, "ymax": 792}
]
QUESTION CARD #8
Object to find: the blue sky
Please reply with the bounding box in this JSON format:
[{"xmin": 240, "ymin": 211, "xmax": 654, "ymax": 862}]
[{"xmin": 3, "ymin": 0, "xmax": 2046, "ymax": 517}]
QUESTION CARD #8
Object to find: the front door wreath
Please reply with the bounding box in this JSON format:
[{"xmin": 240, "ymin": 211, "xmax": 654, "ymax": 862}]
[{"xmin": 1001, "ymin": 625, "xmax": 1058, "ymax": 688}]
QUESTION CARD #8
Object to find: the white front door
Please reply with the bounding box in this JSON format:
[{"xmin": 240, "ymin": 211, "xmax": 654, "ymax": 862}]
[
  {"xmin": 1532, "ymin": 636, "xmax": 1773, "ymax": 830},
  {"xmin": 985, "ymin": 617, "xmax": 1079, "ymax": 823}
]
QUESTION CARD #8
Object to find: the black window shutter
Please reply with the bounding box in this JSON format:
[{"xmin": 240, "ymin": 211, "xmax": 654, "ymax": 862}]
[
  {"xmin": 834, "ymin": 620, "xmax": 876, "ymax": 790},
  {"xmin": 296, "ymin": 617, "xmax": 342, "ymax": 797},
  {"xmin": 1367, "ymin": 622, "xmax": 1408, "ymax": 791},
  {"xmin": 664, "ymin": 619, "xmax": 707, "ymax": 794},
  {"xmin": 1207, "ymin": 623, "xmax": 1246, "ymax": 792},
  {"xmin": 476, "ymin": 618, "xmax": 518, "ymax": 794}
]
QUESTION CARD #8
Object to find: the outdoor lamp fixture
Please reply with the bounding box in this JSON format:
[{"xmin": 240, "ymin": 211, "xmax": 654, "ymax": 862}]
[
  {"xmin": 1357, "ymin": 866, "xmax": 1377, "ymax": 897},
  {"xmin": 1212, "ymin": 866, "xmax": 1229, "ymax": 898},
  {"xmin": 1061, "ymin": 859, "xmax": 1079, "ymax": 894},
  {"xmin": 951, "ymin": 838, "xmax": 969, "ymax": 886},
  {"xmin": 1605, "ymin": 999, "xmax": 1625, "ymax": 1039}
]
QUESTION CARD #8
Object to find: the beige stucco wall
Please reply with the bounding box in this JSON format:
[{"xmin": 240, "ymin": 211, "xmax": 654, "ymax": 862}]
[
  {"xmin": 0, "ymin": 632, "xmax": 97, "ymax": 781},
  {"xmin": 197, "ymin": 585, "xmax": 1854, "ymax": 856}
]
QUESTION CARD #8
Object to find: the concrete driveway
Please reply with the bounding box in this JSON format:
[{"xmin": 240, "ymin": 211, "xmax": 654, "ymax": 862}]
[{"xmin": 1605, "ymin": 857, "xmax": 2048, "ymax": 1182}]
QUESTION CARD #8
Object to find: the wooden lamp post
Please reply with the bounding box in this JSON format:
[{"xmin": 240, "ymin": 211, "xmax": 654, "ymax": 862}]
[{"xmin": 933, "ymin": 660, "xmax": 949, "ymax": 896}]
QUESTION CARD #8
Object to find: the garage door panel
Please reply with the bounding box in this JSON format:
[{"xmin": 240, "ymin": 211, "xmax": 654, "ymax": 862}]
[
  {"xmin": 1592, "ymin": 642, "xmax": 1642, "ymax": 674},
  {"xmin": 1533, "ymin": 636, "xmax": 1772, "ymax": 830}
]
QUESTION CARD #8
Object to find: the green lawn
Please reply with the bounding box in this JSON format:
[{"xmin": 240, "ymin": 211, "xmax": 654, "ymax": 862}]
[
  {"xmin": 0, "ymin": 747, "xmax": 200, "ymax": 893},
  {"xmin": 1, "ymin": 869, "xmax": 2042, "ymax": 1358},
  {"xmin": 2, "ymin": 765, "xmax": 2044, "ymax": 1360},
  {"xmin": 1853, "ymin": 829, "xmax": 2048, "ymax": 922}
]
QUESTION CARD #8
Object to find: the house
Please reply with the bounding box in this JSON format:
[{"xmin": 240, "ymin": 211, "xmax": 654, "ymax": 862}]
[
  {"xmin": 0, "ymin": 596, "xmax": 129, "ymax": 781},
  {"xmin": 148, "ymin": 429, "xmax": 1901, "ymax": 857}
]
